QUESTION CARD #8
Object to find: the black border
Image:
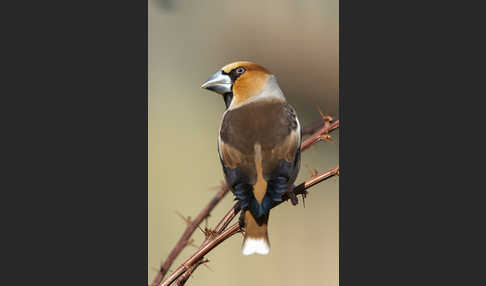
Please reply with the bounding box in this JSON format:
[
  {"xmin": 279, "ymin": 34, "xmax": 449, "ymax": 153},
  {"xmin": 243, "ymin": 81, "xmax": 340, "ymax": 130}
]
[
  {"xmin": 3, "ymin": 0, "xmax": 476, "ymax": 284},
  {"xmin": 339, "ymin": 1, "xmax": 476, "ymax": 284},
  {"xmin": 3, "ymin": 1, "xmax": 148, "ymax": 284}
]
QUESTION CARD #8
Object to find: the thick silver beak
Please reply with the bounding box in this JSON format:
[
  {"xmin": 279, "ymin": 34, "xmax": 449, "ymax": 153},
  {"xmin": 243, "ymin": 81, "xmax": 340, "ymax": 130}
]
[{"xmin": 201, "ymin": 70, "xmax": 232, "ymax": 94}]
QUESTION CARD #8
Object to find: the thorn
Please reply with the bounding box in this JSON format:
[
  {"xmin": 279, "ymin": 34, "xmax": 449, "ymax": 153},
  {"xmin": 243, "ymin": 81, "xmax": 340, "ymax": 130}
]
[
  {"xmin": 317, "ymin": 107, "xmax": 333, "ymax": 124},
  {"xmin": 321, "ymin": 134, "xmax": 333, "ymax": 142},
  {"xmin": 175, "ymin": 211, "xmax": 192, "ymax": 225},
  {"xmin": 304, "ymin": 164, "xmax": 319, "ymax": 178},
  {"xmin": 197, "ymin": 224, "xmax": 206, "ymax": 235},
  {"xmin": 302, "ymin": 191, "xmax": 307, "ymax": 208},
  {"xmin": 201, "ymin": 227, "xmax": 217, "ymax": 240},
  {"xmin": 317, "ymin": 106, "xmax": 325, "ymax": 119},
  {"xmin": 202, "ymin": 260, "xmax": 213, "ymax": 272}
]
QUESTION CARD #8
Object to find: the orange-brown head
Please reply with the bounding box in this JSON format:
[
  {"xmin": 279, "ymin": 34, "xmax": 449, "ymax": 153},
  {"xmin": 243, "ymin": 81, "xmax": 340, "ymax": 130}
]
[{"xmin": 201, "ymin": 61, "xmax": 284, "ymax": 109}]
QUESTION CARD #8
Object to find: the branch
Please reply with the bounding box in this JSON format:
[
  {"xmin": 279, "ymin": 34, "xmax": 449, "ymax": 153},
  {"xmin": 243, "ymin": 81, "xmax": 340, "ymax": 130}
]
[
  {"xmin": 157, "ymin": 117, "xmax": 340, "ymax": 286},
  {"xmin": 174, "ymin": 258, "xmax": 209, "ymax": 286},
  {"xmin": 300, "ymin": 117, "xmax": 339, "ymax": 151},
  {"xmin": 151, "ymin": 184, "xmax": 230, "ymax": 286},
  {"xmin": 161, "ymin": 166, "xmax": 339, "ymax": 286}
]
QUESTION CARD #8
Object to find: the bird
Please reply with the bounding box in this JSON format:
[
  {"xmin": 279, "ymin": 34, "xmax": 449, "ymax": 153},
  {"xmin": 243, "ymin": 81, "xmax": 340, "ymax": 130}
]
[{"xmin": 201, "ymin": 61, "xmax": 301, "ymax": 255}]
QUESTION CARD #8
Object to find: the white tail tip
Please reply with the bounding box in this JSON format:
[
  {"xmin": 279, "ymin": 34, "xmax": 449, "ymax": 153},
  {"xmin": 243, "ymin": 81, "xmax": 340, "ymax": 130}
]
[{"xmin": 242, "ymin": 238, "xmax": 270, "ymax": 255}]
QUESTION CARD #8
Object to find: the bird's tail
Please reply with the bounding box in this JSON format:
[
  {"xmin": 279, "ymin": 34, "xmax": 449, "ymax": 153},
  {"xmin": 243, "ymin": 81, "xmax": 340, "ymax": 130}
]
[
  {"xmin": 242, "ymin": 142, "xmax": 270, "ymax": 255},
  {"xmin": 242, "ymin": 210, "xmax": 270, "ymax": 255}
]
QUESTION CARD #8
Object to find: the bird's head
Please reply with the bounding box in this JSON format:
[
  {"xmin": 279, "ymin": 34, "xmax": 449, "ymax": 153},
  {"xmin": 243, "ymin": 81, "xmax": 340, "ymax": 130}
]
[{"xmin": 201, "ymin": 61, "xmax": 282, "ymax": 109}]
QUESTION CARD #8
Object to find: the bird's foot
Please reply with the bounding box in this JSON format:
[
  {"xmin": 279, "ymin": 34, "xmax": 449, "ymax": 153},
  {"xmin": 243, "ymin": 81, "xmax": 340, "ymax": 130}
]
[
  {"xmin": 238, "ymin": 211, "xmax": 246, "ymax": 229},
  {"xmin": 286, "ymin": 186, "xmax": 299, "ymax": 206}
]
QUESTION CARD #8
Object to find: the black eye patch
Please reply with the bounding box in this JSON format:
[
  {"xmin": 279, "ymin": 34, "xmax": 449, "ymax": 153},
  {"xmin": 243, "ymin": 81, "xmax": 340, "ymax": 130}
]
[{"xmin": 225, "ymin": 66, "xmax": 246, "ymax": 82}]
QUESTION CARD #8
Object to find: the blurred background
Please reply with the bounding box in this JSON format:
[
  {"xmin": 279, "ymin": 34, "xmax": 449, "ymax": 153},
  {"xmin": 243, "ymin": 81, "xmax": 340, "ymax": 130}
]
[{"xmin": 149, "ymin": 0, "xmax": 339, "ymax": 285}]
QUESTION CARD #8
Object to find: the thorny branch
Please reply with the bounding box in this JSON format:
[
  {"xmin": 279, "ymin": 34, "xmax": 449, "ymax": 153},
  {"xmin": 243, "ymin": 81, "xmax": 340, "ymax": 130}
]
[
  {"xmin": 153, "ymin": 113, "xmax": 339, "ymax": 286},
  {"xmin": 151, "ymin": 185, "xmax": 230, "ymax": 285}
]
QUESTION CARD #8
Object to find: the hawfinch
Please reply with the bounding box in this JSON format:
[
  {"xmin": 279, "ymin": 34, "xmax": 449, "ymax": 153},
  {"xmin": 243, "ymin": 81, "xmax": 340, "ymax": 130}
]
[{"xmin": 201, "ymin": 61, "xmax": 301, "ymax": 255}]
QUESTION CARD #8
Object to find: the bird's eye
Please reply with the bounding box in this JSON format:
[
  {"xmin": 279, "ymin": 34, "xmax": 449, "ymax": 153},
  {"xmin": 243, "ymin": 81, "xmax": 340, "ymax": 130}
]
[{"xmin": 236, "ymin": 67, "xmax": 245, "ymax": 74}]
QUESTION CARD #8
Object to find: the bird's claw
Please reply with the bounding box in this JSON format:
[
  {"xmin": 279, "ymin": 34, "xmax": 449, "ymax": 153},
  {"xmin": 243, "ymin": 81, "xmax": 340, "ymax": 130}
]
[
  {"xmin": 287, "ymin": 187, "xmax": 299, "ymax": 206},
  {"xmin": 238, "ymin": 211, "xmax": 246, "ymax": 229}
]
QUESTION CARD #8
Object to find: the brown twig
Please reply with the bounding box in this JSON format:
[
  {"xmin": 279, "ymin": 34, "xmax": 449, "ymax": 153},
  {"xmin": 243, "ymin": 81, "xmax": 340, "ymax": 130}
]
[
  {"xmin": 160, "ymin": 166, "xmax": 339, "ymax": 286},
  {"xmin": 175, "ymin": 258, "xmax": 209, "ymax": 286},
  {"xmin": 157, "ymin": 117, "xmax": 340, "ymax": 286},
  {"xmin": 154, "ymin": 116, "xmax": 339, "ymax": 284},
  {"xmin": 151, "ymin": 184, "xmax": 230, "ymax": 286},
  {"xmin": 300, "ymin": 120, "xmax": 339, "ymax": 151}
]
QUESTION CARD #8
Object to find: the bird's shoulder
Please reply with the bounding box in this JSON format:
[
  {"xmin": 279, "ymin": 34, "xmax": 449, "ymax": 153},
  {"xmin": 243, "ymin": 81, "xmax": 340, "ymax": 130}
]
[{"xmin": 220, "ymin": 100, "xmax": 297, "ymax": 143}]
